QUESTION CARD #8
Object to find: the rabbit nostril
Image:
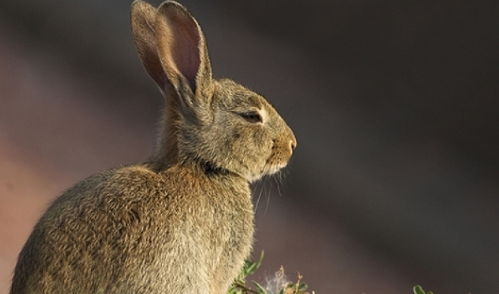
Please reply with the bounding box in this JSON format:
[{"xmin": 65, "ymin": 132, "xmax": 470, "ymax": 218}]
[{"xmin": 290, "ymin": 140, "xmax": 297, "ymax": 151}]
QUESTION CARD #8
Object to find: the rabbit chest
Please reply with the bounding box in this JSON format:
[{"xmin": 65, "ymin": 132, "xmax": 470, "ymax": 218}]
[{"xmin": 143, "ymin": 165, "xmax": 255, "ymax": 290}]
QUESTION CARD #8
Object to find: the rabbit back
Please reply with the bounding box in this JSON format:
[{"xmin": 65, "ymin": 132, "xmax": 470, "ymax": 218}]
[{"xmin": 11, "ymin": 164, "xmax": 254, "ymax": 293}]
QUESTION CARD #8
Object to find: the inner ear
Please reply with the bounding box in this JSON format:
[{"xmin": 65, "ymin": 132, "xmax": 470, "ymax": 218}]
[
  {"xmin": 156, "ymin": 3, "xmax": 202, "ymax": 93},
  {"xmin": 168, "ymin": 11, "xmax": 200, "ymax": 92}
]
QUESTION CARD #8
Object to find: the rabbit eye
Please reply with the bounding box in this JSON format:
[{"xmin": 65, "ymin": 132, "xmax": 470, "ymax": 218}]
[{"xmin": 239, "ymin": 111, "xmax": 262, "ymax": 123}]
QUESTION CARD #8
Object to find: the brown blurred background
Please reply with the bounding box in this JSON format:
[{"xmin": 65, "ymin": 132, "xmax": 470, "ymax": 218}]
[{"xmin": 0, "ymin": 0, "xmax": 498, "ymax": 293}]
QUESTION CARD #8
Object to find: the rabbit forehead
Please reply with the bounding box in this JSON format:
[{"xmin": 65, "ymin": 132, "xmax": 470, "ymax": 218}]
[{"xmin": 213, "ymin": 79, "xmax": 277, "ymax": 115}]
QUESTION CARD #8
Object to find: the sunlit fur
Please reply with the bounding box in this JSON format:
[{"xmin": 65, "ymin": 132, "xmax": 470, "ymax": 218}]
[{"xmin": 10, "ymin": 1, "xmax": 296, "ymax": 294}]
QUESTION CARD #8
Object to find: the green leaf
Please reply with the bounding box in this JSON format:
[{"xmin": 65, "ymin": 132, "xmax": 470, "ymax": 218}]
[
  {"xmin": 298, "ymin": 282, "xmax": 308, "ymax": 291},
  {"xmin": 253, "ymin": 281, "xmax": 268, "ymax": 294},
  {"xmin": 413, "ymin": 285, "xmax": 426, "ymax": 294},
  {"xmin": 250, "ymin": 251, "xmax": 265, "ymax": 275}
]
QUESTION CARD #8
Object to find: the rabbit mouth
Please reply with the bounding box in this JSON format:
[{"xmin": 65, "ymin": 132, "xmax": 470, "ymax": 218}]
[
  {"xmin": 262, "ymin": 161, "xmax": 287, "ymax": 177},
  {"xmin": 247, "ymin": 161, "xmax": 286, "ymax": 183}
]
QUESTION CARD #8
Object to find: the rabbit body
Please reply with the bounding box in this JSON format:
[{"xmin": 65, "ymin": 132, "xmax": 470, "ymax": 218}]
[
  {"xmin": 11, "ymin": 164, "xmax": 253, "ymax": 293},
  {"xmin": 11, "ymin": 1, "xmax": 296, "ymax": 293}
]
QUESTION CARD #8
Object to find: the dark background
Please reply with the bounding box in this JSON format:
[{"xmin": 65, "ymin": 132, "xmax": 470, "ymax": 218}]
[{"xmin": 0, "ymin": 0, "xmax": 498, "ymax": 293}]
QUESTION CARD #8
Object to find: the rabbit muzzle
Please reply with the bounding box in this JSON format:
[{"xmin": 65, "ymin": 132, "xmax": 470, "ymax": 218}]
[{"xmin": 262, "ymin": 129, "xmax": 296, "ymax": 177}]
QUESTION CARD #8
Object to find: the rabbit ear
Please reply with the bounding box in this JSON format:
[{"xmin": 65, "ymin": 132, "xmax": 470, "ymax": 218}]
[
  {"xmin": 154, "ymin": 1, "xmax": 213, "ymax": 109},
  {"xmin": 130, "ymin": 0, "xmax": 168, "ymax": 90}
]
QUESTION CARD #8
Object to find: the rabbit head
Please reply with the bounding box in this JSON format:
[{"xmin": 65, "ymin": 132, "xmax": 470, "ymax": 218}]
[{"xmin": 131, "ymin": 0, "xmax": 296, "ymax": 182}]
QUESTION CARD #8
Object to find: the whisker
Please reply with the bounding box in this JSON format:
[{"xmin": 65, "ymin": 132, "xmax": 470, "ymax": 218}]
[
  {"xmin": 278, "ymin": 170, "xmax": 285, "ymax": 185},
  {"xmin": 254, "ymin": 181, "xmax": 264, "ymax": 212},
  {"xmin": 264, "ymin": 178, "xmax": 271, "ymax": 214},
  {"xmin": 264, "ymin": 189, "xmax": 271, "ymax": 214},
  {"xmin": 273, "ymin": 175, "xmax": 282, "ymax": 197}
]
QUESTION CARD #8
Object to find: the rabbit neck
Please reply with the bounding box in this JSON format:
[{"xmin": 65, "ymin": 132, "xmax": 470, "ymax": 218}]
[
  {"xmin": 198, "ymin": 158, "xmax": 230, "ymax": 176},
  {"xmin": 171, "ymin": 154, "xmax": 250, "ymax": 186},
  {"xmin": 149, "ymin": 101, "xmax": 180, "ymax": 172}
]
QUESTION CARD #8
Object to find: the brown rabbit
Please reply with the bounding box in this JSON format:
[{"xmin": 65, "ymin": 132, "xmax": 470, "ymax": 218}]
[{"xmin": 10, "ymin": 1, "xmax": 297, "ymax": 293}]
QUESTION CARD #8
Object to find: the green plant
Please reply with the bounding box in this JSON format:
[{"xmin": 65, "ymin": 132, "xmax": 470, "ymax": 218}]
[
  {"xmin": 230, "ymin": 252, "xmax": 440, "ymax": 294},
  {"xmin": 413, "ymin": 285, "xmax": 434, "ymax": 294},
  {"xmin": 228, "ymin": 251, "xmax": 313, "ymax": 294}
]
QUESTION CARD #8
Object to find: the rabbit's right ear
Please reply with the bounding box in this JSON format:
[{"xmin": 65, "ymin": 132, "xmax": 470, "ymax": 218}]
[
  {"xmin": 131, "ymin": 0, "xmax": 169, "ymax": 90},
  {"xmin": 154, "ymin": 1, "xmax": 213, "ymax": 113}
]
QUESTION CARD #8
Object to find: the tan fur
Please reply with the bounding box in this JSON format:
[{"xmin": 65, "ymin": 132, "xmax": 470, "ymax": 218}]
[{"xmin": 10, "ymin": 1, "xmax": 296, "ymax": 293}]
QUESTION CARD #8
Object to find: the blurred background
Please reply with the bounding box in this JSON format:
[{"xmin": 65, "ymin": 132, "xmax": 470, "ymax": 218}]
[{"xmin": 0, "ymin": 0, "xmax": 498, "ymax": 293}]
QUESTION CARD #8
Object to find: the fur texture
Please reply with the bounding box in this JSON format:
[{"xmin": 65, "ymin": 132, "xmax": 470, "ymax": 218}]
[{"xmin": 10, "ymin": 1, "xmax": 296, "ymax": 293}]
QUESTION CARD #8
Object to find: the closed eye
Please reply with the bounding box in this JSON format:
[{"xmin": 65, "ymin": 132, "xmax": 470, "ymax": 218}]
[{"xmin": 239, "ymin": 111, "xmax": 262, "ymax": 123}]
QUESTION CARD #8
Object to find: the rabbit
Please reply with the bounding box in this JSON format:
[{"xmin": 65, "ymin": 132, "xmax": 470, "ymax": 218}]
[{"xmin": 10, "ymin": 0, "xmax": 297, "ymax": 293}]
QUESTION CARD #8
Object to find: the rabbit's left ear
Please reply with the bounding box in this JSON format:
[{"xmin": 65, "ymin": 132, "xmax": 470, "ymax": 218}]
[
  {"xmin": 155, "ymin": 1, "xmax": 213, "ymax": 109},
  {"xmin": 131, "ymin": 0, "xmax": 167, "ymax": 90}
]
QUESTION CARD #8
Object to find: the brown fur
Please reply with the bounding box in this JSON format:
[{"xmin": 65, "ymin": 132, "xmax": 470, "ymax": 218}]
[{"xmin": 10, "ymin": 1, "xmax": 296, "ymax": 293}]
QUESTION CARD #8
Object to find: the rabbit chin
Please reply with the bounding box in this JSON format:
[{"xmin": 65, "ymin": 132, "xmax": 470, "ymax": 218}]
[
  {"xmin": 248, "ymin": 162, "xmax": 287, "ymax": 182},
  {"xmin": 246, "ymin": 162, "xmax": 287, "ymax": 183},
  {"xmin": 266, "ymin": 162, "xmax": 288, "ymax": 175}
]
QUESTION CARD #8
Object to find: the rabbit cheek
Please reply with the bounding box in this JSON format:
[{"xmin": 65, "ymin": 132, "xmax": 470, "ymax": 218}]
[
  {"xmin": 247, "ymin": 138, "xmax": 271, "ymax": 178},
  {"xmin": 237, "ymin": 135, "xmax": 266, "ymax": 180},
  {"xmin": 228, "ymin": 129, "xmax": 268, "ymax": 182}
]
